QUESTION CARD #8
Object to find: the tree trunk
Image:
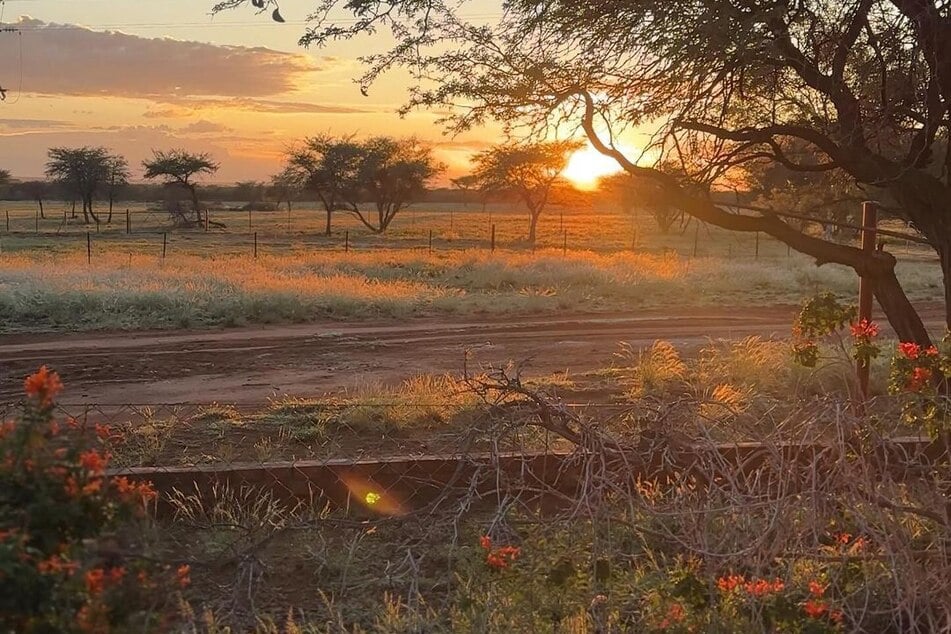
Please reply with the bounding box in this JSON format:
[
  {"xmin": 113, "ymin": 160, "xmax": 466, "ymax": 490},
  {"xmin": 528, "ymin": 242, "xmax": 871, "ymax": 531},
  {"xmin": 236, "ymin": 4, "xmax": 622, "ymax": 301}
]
[
  {"xmin": 325, "ymin": 208, "xmax": 332, "ymax": 236},
  {"xmin": 87, "ymin": 196, "xmax": 100, "ymax": 224},
  {"xmin": 81, "ymin": 198, "xmax": 89, "ymax": 224},
  {"xmin": 871, "ymin": 266, "xmax": 933, "ymax": 346},
  {"xmin": 528, "ymin": 210, "xmax": 540, "ymax": 244},
  {"xmin": 937, "ymin": 242, "xmax": 951, "ymax": 332},
  {"xmin": 107, "ymin": 195, "xmax": 114, "ymax": 224},
  {"xmin": 188, "ymin": 185, "xmax": 202, "ymax": 223},
  {"xmin": 36, "ymin": 198, "xmax": 45, "ymax": 219}
]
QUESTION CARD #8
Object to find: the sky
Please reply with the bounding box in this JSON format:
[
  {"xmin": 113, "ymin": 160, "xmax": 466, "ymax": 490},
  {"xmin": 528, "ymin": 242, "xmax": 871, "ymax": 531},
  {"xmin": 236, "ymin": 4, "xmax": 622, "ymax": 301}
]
[{"xmin": 0, "ymin": 0, "xmax": 520, "ymax": 183}]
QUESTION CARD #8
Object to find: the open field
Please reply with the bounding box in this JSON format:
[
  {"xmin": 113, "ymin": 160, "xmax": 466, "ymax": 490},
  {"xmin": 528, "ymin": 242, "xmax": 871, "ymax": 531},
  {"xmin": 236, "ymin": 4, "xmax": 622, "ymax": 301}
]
[{"xmin": 0, "ymin": 201, "xmax": 942, "ymax": 334}]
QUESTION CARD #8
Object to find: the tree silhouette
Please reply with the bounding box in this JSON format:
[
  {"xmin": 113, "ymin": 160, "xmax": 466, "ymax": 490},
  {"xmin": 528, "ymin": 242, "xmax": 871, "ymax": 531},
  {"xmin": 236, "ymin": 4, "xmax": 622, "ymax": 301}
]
[
  {"xmin": 218, "ymin": 0, "xmax": 951, "ymax": 344},
  {"xmin": 356, "ymin": 137, "xmax": 442, "ymax": 233},
  {"xmin": 472, "ymin": 141, "xmax": 577, "ymax": 244},
  {"xmin": 45, "ymin": 147, "xmax": 115, "ymax": 225},
  {"xmin": 142, "ymin": 150, "xmax": 219, "ymax": 227},
  {"xmin": 285, "ymin": 135, "xmax": 363, "ymax": 236}
]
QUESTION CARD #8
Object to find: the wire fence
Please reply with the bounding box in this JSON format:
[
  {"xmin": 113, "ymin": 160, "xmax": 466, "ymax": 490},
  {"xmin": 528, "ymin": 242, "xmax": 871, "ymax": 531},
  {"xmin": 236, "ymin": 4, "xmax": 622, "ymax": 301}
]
[
  {"xmin": 4, "ymin": 379, "xmax": 951, "ymax": 630},
  {"xmin": 3, "ymin": 204, "xmax": 930, "ymax": 262}
]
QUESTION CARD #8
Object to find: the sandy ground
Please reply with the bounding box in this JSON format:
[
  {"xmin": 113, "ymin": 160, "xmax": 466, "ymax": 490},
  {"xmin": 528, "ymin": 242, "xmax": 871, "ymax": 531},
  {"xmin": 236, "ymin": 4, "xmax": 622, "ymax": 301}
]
[{"xmin": 1, "ymin": 304, "xmax": 944, "ymax": 404}]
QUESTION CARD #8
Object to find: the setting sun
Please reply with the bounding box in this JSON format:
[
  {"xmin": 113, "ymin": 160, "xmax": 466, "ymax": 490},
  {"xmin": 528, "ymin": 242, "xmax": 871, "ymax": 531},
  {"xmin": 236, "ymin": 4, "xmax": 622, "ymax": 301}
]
[{"xmin": 562, "ymin": 145, "xmax": 632, "ymax": 190}]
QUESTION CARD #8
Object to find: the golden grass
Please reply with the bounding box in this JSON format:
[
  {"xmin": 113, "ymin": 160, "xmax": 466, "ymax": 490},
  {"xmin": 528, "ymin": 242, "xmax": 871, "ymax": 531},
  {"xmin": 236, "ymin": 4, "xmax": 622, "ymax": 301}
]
[{"xmin": 1, "ymin": 243, "xmax": 936, "ymax": 332}]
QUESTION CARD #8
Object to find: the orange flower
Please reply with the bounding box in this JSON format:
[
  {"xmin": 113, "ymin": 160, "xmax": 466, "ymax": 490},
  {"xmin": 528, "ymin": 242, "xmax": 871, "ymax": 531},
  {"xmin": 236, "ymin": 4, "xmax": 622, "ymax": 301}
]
[
  {"xmin": 108, "ymin": 567, "xmax": 126, "ymax": 583},
  {"xmin": 835, "ymin": 532, "xmax": 852, "ymax": 545},
  {"xmin": 479, "ymin": 535, "xmax": 492, "ymax": 550},
  {"xmin": 79, "ymin": 450, "xmax": 108, "ymax": 475},
  {"xmin": 925, "ymin": 346, "xmax": 940, "ymax": 357},
  {"xmin": 808, "ymin": 580, "xmax": 826, "ymax": 597},
  {"xmin": 485, "ymin": 544, "xmax": 520, "ymax": 570},
  {"xmin": 717, "ymin": 574, "xmax": 745, "ymax": 593},
  {"xmin": 85, "ymin": 568, "xmax": 106, "ymax": 594},
  {"xmin": 23, "ymin": 365, "xmax": 63, "ymax": 405},
  {"xmin": 744, "ymin": 577, "xmax": 785, "ymax": 597},
  {"xmin": 177, "ymin": 564, "xmax": 191, "ymax": 588},
  {"xmin": 803, "ymin": 599, "xmax": 828, "ymax": 619},
  {"xmin": 95, "ymin": 424, "xmax": 112, "ymax": 441}
]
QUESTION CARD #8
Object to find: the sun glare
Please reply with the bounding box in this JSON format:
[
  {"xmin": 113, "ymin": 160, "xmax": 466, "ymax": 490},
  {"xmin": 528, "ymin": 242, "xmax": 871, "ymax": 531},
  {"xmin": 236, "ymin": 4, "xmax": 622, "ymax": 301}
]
[{"xmin": 562, "ymin": 145, "xmax": 635, "ymax": 190}]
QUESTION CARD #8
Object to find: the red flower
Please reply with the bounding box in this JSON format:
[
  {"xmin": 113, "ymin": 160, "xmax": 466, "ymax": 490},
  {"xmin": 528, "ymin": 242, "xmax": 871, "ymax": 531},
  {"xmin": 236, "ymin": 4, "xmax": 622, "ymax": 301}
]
[
  {"xmin": 808, "ymin": 580, "xmax": 826, "ymax": 598},
  {"xmin": 907, "ymin": 366, "xmax": 933, "ymax": 392},
  {"xmin": 177, "ymin": 564, "xmax": 191, "ymax": 588},
  {"xmin": 925, "ymin": 346, "xmax": 940, "ymax": 357},
  {"xmin": 485, "ymin": 544, "xmax": 520, "ymax": 570},
  {"xmin": 479, "ymin": 535, "xmax": 492, "ymax": 550},
  {"xmin": 899, "ymin": 342, "xmax": 922, "ymax": 359},
  {"xmin": 717, "ymin": 574, "xmax": 745, "ymax": 593},
  {"xmin": 658, "ymin": 602, "xmax": 686, "ymax": 628},
  {"xmin": 803, "ymin": 599, "xmax": 828, "ymax": 619},
  {"xmin": 744, "ymin": 577, "xmax": 785, "ymax": 597},
  {"xmin": 85, "ymin": 568, "xmax": 106, "ymax": 594},
  {"xmin": 23, "ymin": 366, "xmax": 63, "ymax": 406},
  {"xmin": 850, "ymin": 319, "xmax": 879, "ymax": 339}
]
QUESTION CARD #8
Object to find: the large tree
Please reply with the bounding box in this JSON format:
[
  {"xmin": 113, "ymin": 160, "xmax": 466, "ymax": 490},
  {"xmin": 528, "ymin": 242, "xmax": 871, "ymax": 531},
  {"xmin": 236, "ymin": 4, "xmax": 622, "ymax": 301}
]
[
  {"xmin": 215, "ymin": 0, "xmax": 951, "ymax": 346},
  {"xmin": 285, "ymin": 135, "xmax": 364, "ymax": 236},
  {"xmin": 472, "ymin": 140, "xmax": 576, "ymax": 244},
  {"xmin": 142, "ymin": 149, "xmax": 219, "ymax": 226},
  {"xmin": 45, "ymin": 147, "xmax": 114, "ymax": 225},
  {"xmin": 356, "ymin": 136, "xmax": 442, "ymax": 234}
]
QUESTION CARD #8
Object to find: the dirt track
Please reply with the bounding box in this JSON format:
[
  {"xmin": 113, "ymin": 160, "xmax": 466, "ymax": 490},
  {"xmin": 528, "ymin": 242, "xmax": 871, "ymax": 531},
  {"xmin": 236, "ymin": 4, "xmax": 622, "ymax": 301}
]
[{"xmin": 1, "ymin": 305, "xmax": 944, "ymax": 404}]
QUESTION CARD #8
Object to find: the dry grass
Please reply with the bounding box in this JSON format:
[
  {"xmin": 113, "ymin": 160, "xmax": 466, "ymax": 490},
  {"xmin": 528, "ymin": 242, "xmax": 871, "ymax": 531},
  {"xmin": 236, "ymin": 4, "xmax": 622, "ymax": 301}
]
[{"xmin": 0, "ymin": 245, "xmax": 936, "ymax": 333}]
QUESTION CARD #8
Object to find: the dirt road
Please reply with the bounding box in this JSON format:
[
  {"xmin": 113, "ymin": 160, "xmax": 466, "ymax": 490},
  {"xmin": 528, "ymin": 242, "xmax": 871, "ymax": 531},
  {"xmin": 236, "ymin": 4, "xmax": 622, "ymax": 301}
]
[{"xmin": 1, "ymin": 305, "xmax": 943, "ymax": 404}]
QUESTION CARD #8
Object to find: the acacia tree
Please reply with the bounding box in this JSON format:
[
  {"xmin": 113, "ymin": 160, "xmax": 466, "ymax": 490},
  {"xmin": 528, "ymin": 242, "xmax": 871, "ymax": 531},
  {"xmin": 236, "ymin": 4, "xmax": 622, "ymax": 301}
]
[
  {"xmin": 602, "ymin": 172, "xmax": 682, "ymax": 235},
  {"xmin": 357, "ymin": 136, "xmax": 442, "ymax": 233},
  {"xmin": 285, "ymin": 135, "xmax": 363, "ymax": 236},
  {"xmin": 45, "ymin": 147, "xmax": 114, "ymax": 224},
  {"xmin": 0, "ymin": 169, "xmax": 9, "ymax": 196},
  {"xmin": 142, "ymin": 149, "xmax": 219, "ymax": 226},
  {"xmin": 216, "ymin": 0, "xmax": 951, "ymax": 345},
  {"xmin": 472, "ymin": 141, "xmax": 576, "ymax": 244}
]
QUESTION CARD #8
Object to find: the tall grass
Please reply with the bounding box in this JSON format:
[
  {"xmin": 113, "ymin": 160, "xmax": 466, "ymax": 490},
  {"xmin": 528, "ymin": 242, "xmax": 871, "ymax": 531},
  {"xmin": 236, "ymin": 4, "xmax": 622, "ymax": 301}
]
[{"xmin": 0, "ymin": 248, "xmax": 940, "ymax": 332}]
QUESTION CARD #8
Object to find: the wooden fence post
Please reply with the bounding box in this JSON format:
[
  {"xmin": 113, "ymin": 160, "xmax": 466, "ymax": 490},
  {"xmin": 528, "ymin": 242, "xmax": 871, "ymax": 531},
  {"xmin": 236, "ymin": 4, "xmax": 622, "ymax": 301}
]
[
  {"xmin": 755, "ymin": 231, "xmax": 760, "ymax": 258},
  {"xmin": 491, "ymin": 224, "xmax": 496, "ymax": 252},
  {"xmin": 429, "ymin": 229, "xmax": 433, "ymax": 254},
  {"xmin": 35, "ymin": 210, "xmax": 39, "ymax": 234},
  {"xmin": 126, "ymin": 209, "xmax": 131, "ymax": 234},
  {"xmin": 254, "ymin": 232, "xmax": 258, "ymax": 259},
  {"xmin": 162, "ymin": 232, "xmax": 167, "ymax": 260},
  {"xmin": 86, "ymin": 232, "xmax": 92, "ymax": 265}
]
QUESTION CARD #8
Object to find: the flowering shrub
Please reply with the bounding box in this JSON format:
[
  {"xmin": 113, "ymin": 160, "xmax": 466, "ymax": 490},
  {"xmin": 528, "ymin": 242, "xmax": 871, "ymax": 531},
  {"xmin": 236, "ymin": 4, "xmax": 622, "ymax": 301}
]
[
  {"xmin": 790, "ymin": 293, "xmax": 951, "ymax": 434},
  {"xmin": 1, "ymin": 366, "xmax": 183, "ymax": 633},
  {"xmin": 888, "ymin": 337, "xmax": 951, "ymax": 434}
]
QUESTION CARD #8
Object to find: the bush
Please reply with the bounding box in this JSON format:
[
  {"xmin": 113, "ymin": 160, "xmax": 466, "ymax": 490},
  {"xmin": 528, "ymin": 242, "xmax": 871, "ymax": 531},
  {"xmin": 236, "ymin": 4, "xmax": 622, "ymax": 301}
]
[{"xmin": 0, "ymin": 366, "xmax": 186, "ymax": 632}]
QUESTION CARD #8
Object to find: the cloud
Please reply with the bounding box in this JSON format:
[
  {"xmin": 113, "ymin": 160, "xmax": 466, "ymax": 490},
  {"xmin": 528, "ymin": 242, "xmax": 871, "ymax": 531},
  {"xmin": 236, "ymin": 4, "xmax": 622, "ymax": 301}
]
[
  {"xmin": 0, "ymin": 119, "xmax": 74, "ymax": 130},
  {"xmin": 9, "ymin": 17, "xmax": 322, "ymax": 98},
  {"xmin": 181, "ymin": 120, "xmax": 232, "ymax": 134}
]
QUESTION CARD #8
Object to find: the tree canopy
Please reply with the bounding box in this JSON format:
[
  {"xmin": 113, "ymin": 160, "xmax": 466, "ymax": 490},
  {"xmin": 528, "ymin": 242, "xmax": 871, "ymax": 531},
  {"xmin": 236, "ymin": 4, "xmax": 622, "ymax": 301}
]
[
  {"xmin": 45, "ymin": 147, "xmax": 118, "ymax": 224},
  {"xmin": 142, "ymin": 150, "xmax": 219, "ymax": 225},
  {"xmin": 214, "ymin": 0, "xmax": 951, "ymax": 345},
  {"xmin": 471, "ymin": 140, "xmax": 577, "ymax": 243}
]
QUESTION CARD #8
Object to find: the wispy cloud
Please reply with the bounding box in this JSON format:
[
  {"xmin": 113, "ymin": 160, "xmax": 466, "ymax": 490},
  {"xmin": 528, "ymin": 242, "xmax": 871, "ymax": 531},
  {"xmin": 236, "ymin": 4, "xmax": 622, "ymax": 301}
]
[{"xmin": 10, "ymin": 17, "xmax": 322, "ymax": 98}]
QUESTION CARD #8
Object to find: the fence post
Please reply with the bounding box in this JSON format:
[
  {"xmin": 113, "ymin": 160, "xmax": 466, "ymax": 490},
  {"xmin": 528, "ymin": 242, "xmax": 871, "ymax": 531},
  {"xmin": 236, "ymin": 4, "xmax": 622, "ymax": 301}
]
[
  {"xmin": 857, "ymin": 201, "xmax": 878, "ymax": 400},
  {"xmin": 35, "ymin": 210, "xmax": 39, "ymax": 234},
  {"xmin": 563, "ymin": 229, "xmax": 567, "ymax": 256},
  {"xmin": 345, "ymin": 230, "xmax": 349, "ymax": 253},
  {"xmin": 204, "ymin": 211, "xmax": 209, "ymax": 232},
  {"xmin": 254, "ymin": 231, "xmax": 258, "ymax": 259},
  {"xmin": 162, "ymin": 232, "xmax": 167, "ymax": 260},
  {"xmin": 86, "ymin": 232, "xmax": 92, "ymax": 265},
  {"xmin": 249, "ymin": 209, "xmax": 253, "ymax": 233},
  {"xmin": 126, "ymin": 209, "xmax": 131, "ymax": 234},
  {"xmin": 491, "ymin": 224, "xmax": 496, "ymax": 252},
  {"xmin": 429, "ymin": 229, "xmax": 433, "ymax": 254},
  {"xmin": 5, "ymin": 210, "xmax": 8, "ymax": 232},
  {"xmin": 754, "ymin": 231, "xmax": 760, "ymax": 259}
]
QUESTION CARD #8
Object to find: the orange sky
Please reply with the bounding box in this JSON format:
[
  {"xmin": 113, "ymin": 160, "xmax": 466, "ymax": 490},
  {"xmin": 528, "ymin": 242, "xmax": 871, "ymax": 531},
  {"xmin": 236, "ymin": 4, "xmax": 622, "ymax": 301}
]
[{"xmin": 0, "ymin": 0, "xmax": 637, "ymax": 185}]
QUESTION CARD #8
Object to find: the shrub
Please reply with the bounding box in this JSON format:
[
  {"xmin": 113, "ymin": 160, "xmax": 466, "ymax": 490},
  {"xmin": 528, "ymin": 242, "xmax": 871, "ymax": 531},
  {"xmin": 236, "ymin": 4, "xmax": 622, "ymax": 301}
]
[{"xmin": 0, "ymin": 366, "xmax": 184, "ymax": 632}]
